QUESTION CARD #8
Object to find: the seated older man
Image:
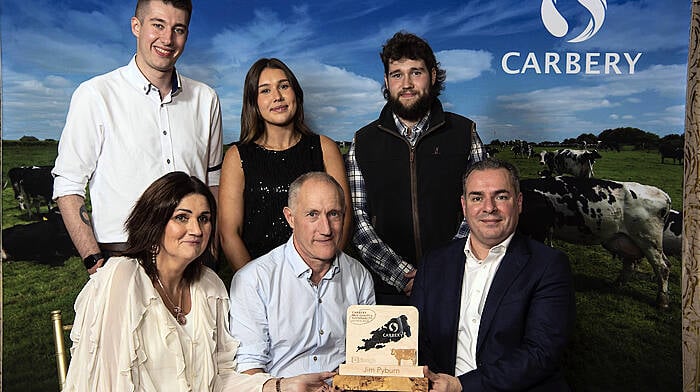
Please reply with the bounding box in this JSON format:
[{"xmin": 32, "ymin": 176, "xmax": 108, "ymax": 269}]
[{"xmin": 229, "ymin": 171, "xmax": 375, "ymax": 377}]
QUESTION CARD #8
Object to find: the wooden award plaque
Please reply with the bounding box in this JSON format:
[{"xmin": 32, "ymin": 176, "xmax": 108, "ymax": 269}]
[{"xmin": 334, "ymin": 305, "xmax": 428, "ymax": 391}]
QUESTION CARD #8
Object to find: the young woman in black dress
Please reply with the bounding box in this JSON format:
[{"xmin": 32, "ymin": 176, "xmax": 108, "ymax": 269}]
[{"xmin": 218, "ymin": 58, "xmax": 351, "ymax": 271}]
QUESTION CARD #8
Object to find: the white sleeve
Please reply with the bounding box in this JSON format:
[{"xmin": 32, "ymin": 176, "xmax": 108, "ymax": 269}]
[{"xmin": 53, "ymin": 83, "xmax": 105, "ymax": 199}]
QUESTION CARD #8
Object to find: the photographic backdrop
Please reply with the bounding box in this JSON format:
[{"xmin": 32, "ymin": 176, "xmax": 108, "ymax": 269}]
[{"xmin": 0, "ymin": 1, "xmax": 692, "ymax": 391}]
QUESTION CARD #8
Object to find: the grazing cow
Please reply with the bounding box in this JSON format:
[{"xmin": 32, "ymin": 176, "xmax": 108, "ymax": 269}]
[
  {"xmin": 6, "ymin": 165, "xmax": 55, "ymax": 217},
  {"xmin": 538, "ymin": 149, "xmax": 602, "ymax": 178},
  {"xmin": 663, "ymin": 209, "xmax": 682, "ymax": 257},
  {"xmin": 518, "ymin": 176, "xmax": 672, "ymax": 308},
  {"xmin": 659, "ymin": 145, "xmax": 683, "ymax": 165},
  {"xmin": 509, "ymin": 140, "xmax": 533, "ymax": 159}
]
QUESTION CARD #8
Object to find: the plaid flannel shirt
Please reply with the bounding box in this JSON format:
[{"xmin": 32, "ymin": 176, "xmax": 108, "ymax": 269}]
[{"xmin": 347, "ymin": 118, "xmax": 485, "ymax": 291}]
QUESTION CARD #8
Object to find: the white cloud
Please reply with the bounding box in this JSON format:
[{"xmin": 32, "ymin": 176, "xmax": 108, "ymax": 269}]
[{"xmin": 437, "ymin": 49, "xmax": 493, "ymax": 82}]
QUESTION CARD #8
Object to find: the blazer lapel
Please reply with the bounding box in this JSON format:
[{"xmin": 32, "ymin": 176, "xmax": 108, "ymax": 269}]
[{"xmin": 475, "ymin": 234, "xmax": 530, "ymax": 352}]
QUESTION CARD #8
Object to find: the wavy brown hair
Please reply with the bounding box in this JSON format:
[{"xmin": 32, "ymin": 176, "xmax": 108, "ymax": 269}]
[
  {"xmin": 123, "ymin": 171, "xmax": 217, "ymax": 283},
  {"xmin": 239, "ymin": 58, "xmax": 313, "ymax": 144}
]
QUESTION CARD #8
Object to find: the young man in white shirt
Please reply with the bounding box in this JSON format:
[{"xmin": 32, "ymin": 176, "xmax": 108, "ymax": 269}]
[{"xmin": 53, "ymin": 0, "xmax": 223, "ymax": 273}]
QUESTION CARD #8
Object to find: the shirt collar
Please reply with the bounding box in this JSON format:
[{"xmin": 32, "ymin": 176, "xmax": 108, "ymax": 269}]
[
  {"xmin": 392, "ymin": 111, "xmax": 430, "ymax": 137},
  {"xmin": 283, "ymin": 235, "xmax": 340, "ymax": 280},
  {"xmin": 464, "ymin": 231, "xmax": 516, "ymax": 263},
  {"xmin": 125, "ymin": 55, "xmax": 182, "ymax": 97}
]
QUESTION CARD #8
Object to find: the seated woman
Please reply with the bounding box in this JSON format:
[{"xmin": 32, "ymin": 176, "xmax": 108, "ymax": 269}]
[
  {"xmin": 63, "ymin": 171, "xmax": 334, "ymax": 391},
  {"xmin": 219, "ymin": 58, "xmax": 352, "ymax": 271}
]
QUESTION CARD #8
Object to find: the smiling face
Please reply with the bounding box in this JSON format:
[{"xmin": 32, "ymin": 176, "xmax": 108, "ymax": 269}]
[
  {"xmin": 461, "ymin": 168, "xmax": 522, "ymax": 258},
  {"xmin": 256, "ymin": 67, "xmax": 298, "ymax": 129},
  {"xmin": 283, "ymin": 177, "xmax": 344, "ymax": 266},
  {"xmin": 131, "ymin": 1, "xmax": 189, "ymax": 81},
  {"xmin": 384, "ymin": 57, "xmax": 436, "ymax": 123},
  {"xmin": 159, "ymin": 193, "xmax": 212, "ymax": 268}
]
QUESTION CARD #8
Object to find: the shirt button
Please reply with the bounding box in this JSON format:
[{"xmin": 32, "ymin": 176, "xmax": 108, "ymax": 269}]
[
  {"xmin": 163, "ymin": 130, "xmax": 167, "ymax": 135},
  {"xmin": 318, "ymin": 298, "xmax": 322, "ymax": 304},
  {"xmin": 319, "ymin": 329, "xmax": 324, "ymax": 335},
  {"xmin": 471, "ymin": 318, "xmax": 477, "ymax": 323},
  {"xmin": 313, "ymin": 356, "xmax": 318, "ymax": 361},
  {"xmin": 166, "ymin": 159, "xmax": 171, "ymax": 164}
]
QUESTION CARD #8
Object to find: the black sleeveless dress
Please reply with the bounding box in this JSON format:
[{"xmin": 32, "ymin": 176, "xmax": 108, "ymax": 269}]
[{"xmin": 237, "ymin": 133, "xmax": 325, "ymax": 259}]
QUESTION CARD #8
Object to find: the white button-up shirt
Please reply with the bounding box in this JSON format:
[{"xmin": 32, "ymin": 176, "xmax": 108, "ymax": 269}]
[
  {"xmin": 53, "ymin": 56, "xmax": 223, "ymax": 242},
  {"xmin": 455, "ymin": 232, "xmax": 515, "ymax": 376}
]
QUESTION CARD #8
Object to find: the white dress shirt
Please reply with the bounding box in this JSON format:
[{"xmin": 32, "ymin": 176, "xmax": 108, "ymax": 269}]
[
  {"xmin": 52, "ymin": 56, "xmax": 223, "ymax": 242},
  {"xmin": 229, "ymin": 236, "xmax": 376, "ymax": 377},
  {"xmin": 454, "ymin": 232, "xmax": 515, "ymax": 376}
]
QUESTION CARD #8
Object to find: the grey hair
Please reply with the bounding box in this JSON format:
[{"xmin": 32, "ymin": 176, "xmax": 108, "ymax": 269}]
[{"xmin": 288, "ymin": 171, "xmax": 345, "ymax": 211}]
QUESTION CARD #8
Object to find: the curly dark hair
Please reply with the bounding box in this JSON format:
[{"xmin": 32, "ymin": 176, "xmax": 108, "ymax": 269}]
[
  {"xmin": 123, "ymin": 171, "xmax": 217, "ymax": 284},
  {"xmin": 380, "ymin": 31, "xmax": 446, "ymax": 100}
]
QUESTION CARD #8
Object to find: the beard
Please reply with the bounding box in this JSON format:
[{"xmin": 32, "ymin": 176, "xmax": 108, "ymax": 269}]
[{"xmin": 387, "ymin": 90, "xmax": 433, "ymax": 123}]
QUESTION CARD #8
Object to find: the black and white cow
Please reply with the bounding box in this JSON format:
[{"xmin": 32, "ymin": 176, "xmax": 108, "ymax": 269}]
[
  {"xmin": 538, "ymin": 149, "xmax": 602, "ymax": 178},
  {"xmin": 663, "ymin": 209, "xmax": 682, "ymax": 257},
  {"xmin": 518, "ymin": 176, "xmax": 672, "ymax": 308},
  {"xmin": 6, "ymin": 165, "xmax": 55, "ymax": 217}
]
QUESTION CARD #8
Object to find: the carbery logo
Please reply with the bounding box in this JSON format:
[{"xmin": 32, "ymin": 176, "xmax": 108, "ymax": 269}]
[
  {"xmin": 501, "ymin": 0, "xmax": 641, "ymax": 75},
  {"xmin": 541, "ymin": 0, "xmax": 607, "ymax": 43}
]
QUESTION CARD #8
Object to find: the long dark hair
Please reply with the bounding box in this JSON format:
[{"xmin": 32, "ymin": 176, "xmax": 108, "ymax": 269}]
[
  {"xmin": 239, "ymin": 58, "xmax": 313, "ymax": 144},
  {"xmin": 380, "ymin": 31, "xmax": 446, "ymax": 100},
  {"xmin": 123, "ymin": 171, "xmax": 217, "ymax": 283}
]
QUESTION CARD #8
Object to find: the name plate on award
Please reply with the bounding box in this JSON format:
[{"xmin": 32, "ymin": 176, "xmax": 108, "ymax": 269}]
[{"xmin": 339, "ymin": 305, "xmax": 423, "ymax": 377}]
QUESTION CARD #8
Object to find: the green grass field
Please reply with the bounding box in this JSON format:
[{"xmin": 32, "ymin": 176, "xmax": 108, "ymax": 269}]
[{"xmin": 1, "ymin": 141, "xmax": 684, "ymax": 391}]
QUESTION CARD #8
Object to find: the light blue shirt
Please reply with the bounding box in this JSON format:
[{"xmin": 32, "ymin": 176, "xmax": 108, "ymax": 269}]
[{"xmin": 229, "ymin": 236, "xmax": 376, "ymax": 377}]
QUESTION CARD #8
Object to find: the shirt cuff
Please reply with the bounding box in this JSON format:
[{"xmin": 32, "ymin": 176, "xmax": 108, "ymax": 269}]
[{"xmin": 52, "ymin": 175, "xmax": 87, "ymax": 200}]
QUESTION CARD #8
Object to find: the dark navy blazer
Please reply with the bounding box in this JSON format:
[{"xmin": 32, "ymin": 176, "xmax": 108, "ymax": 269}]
[{"xmin": 411, "ymin": 234, "xmax": 575, "ymax": 391}]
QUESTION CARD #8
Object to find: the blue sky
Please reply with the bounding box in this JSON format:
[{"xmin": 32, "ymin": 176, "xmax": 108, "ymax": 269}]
[{"xmin": 1, "ymin": 0, "xmax": 690, "ymax": 144}]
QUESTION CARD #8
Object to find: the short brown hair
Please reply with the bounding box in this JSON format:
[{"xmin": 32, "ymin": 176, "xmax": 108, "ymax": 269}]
[{"xmin": 135, "ymin": 0, "xmax": 192, "ymax": 24}]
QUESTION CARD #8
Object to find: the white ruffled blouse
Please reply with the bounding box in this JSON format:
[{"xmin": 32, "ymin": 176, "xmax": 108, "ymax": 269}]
[{"xmin": 63, "ymin": 257, "xmax": 272, "ymax": 391}]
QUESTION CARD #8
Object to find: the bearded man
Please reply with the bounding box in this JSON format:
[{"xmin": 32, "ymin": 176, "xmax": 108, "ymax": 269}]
[{"xmin": 346, "ymin": 31, "xmax": 485, "ymax": 305}]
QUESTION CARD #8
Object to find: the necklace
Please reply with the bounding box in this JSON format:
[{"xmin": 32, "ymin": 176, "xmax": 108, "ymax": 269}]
[
  {"xmin": 156, "ymin": 276, "xmax": 187, "ymax": 325},
  {"xmin": 259, "ymin": 133, "xmax": 301, "ymax": 151}
]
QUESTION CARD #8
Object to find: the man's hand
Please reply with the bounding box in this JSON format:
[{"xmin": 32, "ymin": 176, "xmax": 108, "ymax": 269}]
[
  {"xmin": 403, "ymin": 268, "xmax": 417, "ymax": 296},
  {"xmin": 87, "ymin": 257, "xmax": 106, "ymax": 275},
  {"xmin": 269, "ymin": 371, "xmax": 336, "ymax": 392},
  {"xmin": 423, "ymin": 366, "xmax": 462, "ymax": 392}
]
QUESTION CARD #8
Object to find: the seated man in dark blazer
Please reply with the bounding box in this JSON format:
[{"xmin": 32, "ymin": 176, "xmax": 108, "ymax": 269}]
[{"xmin": 411, "ymin": 158, "xmax": 575, "ymax": 391}]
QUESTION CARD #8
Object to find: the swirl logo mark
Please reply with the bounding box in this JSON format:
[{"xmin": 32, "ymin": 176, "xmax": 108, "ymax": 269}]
[{"xmin": 541, "ymin": 0, "xmax": 607, "ymax": 43}]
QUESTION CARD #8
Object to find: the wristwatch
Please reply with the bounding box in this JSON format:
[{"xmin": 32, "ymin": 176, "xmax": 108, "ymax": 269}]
[{"xmin": 83, "ymin": 252, "xmax": 105, "ymax": 269}]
